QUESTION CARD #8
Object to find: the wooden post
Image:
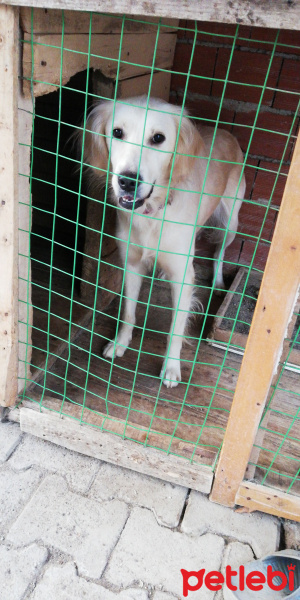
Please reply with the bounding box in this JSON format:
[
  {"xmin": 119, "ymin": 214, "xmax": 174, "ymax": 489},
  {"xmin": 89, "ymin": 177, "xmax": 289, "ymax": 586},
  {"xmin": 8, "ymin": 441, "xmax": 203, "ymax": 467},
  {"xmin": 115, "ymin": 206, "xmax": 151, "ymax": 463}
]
[
  {"xmin": 0, "ymin": 5, "xmax": 19, "ymax": 407},
  {"xmin": 210, "ymin": 131, "xmax": 300, "ymax": 507},
  {"xmin": 18, "ymin": 96, "xmax": 33, "ymax": 393}
]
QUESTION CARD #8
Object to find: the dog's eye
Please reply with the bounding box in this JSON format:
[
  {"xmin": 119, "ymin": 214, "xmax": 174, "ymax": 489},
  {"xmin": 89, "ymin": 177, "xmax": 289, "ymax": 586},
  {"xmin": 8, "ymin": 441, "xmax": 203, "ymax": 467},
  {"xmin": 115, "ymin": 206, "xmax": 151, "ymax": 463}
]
[
  {"xmin": 151, "ymin": 133, "xmax": 165, "ymax": 144},
  {"xmin": 113, "ymin": 128, "xmax": 123, "ymax": 139}
]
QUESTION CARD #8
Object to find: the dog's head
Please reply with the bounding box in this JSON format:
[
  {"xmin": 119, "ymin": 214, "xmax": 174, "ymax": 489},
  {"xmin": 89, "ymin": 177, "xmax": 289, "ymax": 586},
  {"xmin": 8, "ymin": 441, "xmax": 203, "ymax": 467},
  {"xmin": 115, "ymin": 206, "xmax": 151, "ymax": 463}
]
[{"xmin": 82, "ymin": 96, "xmax": 202, "ymax": 214}]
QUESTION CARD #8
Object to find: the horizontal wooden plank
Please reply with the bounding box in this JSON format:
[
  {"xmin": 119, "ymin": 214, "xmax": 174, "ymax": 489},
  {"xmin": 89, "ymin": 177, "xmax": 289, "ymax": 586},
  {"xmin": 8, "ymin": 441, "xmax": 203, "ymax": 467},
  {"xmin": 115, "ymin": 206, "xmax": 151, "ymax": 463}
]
[
  {"xmin": 22, "ymin": 31, "xmax": 177, "ymax": 97},
  {"xmin": 4, "ymin": 0, "xmax": 300, "ymax": 31},
  {"xmin": 20, "ymin": 7, "xmax": 178, "ymax": 34},
  {"xmin": 236, "ymin": 481, "xmax": 300, "ymax": 521},
  {"xmin": 20, "ymin": 406, "xmax": 213, "ymax": 493},
  {"xmin": 117, "ymin": 70, "xmax": 171, "ymax": 101}
]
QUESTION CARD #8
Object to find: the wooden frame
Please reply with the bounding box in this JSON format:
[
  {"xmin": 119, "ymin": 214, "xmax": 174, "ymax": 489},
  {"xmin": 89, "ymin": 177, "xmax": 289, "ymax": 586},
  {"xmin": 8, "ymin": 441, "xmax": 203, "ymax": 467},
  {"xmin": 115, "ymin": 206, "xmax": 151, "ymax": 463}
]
[
  {"xmin": 1, "ymin": 0, "xmax": 299, "ymax": 519},
  {"xmin": 0, "ymin": 5, "xmax": 19, "ymax": 407},
  {"xmin": 7, "ymin": 401, "xmax": 213, "ymax": 493},
  {"xmin": 1, "ymin": 0, "xmax": 300, "ymax": 31},
  {"xmin": 210, "ymin": 131, "xmax": 300, "ymax": 521}
]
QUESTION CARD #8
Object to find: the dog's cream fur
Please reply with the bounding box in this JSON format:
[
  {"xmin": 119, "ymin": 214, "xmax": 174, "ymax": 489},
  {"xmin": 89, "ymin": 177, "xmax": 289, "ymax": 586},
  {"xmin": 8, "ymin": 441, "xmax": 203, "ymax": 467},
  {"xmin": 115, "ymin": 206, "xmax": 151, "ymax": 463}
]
[{"xmin": 83, "ymin": 96, "xmax": 245, "ymax": 387}]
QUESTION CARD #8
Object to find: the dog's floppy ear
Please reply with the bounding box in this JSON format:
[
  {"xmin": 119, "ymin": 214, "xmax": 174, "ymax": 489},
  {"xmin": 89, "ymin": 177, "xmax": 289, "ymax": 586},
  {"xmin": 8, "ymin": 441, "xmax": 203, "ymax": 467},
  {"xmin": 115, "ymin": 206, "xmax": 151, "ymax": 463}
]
[
  {"xmin": 171, "ymin": 112, "xmax": 204, "ymax": 187},
  {"xmin": 81, "ymin": 101, "xmax": 113, "ymax": 177}
]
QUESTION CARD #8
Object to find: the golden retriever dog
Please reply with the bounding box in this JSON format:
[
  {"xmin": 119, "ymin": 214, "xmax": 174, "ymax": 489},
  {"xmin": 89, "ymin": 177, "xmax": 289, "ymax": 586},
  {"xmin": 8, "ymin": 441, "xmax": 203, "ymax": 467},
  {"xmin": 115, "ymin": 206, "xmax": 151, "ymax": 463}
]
[{"xmin": 82, "ymin": 96, "xmax": 245, "ymax": 388}]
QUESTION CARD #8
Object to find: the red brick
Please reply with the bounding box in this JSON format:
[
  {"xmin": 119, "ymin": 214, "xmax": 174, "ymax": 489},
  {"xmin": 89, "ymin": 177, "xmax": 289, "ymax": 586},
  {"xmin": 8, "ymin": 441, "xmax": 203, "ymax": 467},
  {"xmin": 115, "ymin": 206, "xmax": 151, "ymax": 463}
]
[
  {"xmin": 243, "ymin": 158, "xmax": 260, "ymax": 199},
  {"xmin": 223, "ymin": 237, "xmax": 244, "ymax": 270},
  {"xmin": 180, "ymin": 96, "xmax": 235, "ymax": 131},
  {"xmin": 211, "ymin": 48, "xmax": 282, "ymax": 105},
  {"xmin": 273, "ymin": 57, "xmax": 300, "ymax": 112},
  {"xmin": 277, "ymin": 29, "xmax": 300, "ymax": 55},
  {"xmin": 180, "ymin": 20, "xmax": 235, "ymax": 46},
  {"xmin": 176, "ymin": 19, "xmax": 188, "ymax": 39},
  {"xmin": 238, "ymin": 239, "xmax": 270, "ymax": 270},
  {"xmin": 252, "ymin": 161, "xmax": 289, "ymax": 206},
  {"xmin": 242, "ymin": 26, "xmax": 278, "ymax": 51},
  {"xmin": 171, "ymin": 43, "xmax": 217, "ymax": 96},
  {"xmin": 238, "ymin": 199, "xmax": 277, "ymax": 242},
  {"xmin": 232, "ymin": 110, "xmax": 295, "ymax": 161},
  {"xmin": 288, "ymin": 123, "xmax": 300, "ymax": 163}
]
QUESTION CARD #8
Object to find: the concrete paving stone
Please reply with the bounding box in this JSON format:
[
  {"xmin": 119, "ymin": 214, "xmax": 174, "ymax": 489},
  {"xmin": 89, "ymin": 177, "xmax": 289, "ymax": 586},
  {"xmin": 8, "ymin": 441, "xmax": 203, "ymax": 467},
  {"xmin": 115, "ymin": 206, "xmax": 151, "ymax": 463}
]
[
  {"xmin": 0, "ymin": 467, "xmax": 43, "ymax": 531},
  {"xmin": 106, "ymin": 506, "xmax": 225, "ymax": 599},
  {"xmin": 31, "ymin": 562, "xmax": 148, "ymax": 600},
  {"xmin": 9, "ymin": 434, "xmax": 100, "ymax": 493},
  {"xmin": 153, "ymin": 593, "xmax": 179, "ymax": 599},
  {"xmin": 0, "ymin": 422, "xmax": 22, "ymax": 462},
  {"xmin": 216, "ymin": 542, "xmax": 254, "ymax": 600},
  {"xmin": 181, "ymin": 491, "xmax": 280, "ymax": 558},
  {"xmin": 90, "ymin": 463, "xmax": 188, "ymax": 528},
  {"xmin": 7, "ymin": 474, "xmax": 129, "ymax": 579},
  {"xmin": 284, "ymin": 520, "xmax": 300, "ymax": 550},
  {"xmin": 0, "ymin": 543, "xmax": 48, "ymax": 600}
]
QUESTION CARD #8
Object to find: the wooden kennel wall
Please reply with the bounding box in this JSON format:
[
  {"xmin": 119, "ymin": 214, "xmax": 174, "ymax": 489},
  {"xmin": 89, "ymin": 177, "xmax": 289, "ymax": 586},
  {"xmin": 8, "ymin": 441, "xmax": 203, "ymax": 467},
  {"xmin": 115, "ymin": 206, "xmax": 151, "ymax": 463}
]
[{"xmin": 1, "ymin": 0, "xmax": 300, "ymax": 521}]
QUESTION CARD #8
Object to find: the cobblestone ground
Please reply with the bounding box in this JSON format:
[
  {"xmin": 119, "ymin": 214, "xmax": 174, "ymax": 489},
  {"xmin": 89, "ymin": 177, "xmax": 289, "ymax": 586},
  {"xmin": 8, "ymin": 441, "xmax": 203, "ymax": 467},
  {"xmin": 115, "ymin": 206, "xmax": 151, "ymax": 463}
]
[{"xmin": 0, "ymin": 420, "xmax": 298, "ymax": 600}]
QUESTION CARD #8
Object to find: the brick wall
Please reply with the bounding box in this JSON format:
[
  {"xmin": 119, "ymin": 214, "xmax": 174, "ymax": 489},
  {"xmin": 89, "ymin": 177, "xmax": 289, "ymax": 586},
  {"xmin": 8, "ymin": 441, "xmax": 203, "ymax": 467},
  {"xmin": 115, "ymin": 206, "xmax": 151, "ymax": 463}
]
[{"xmin": 169, "ymin": 22, "xmax": 300, "ymax": 273}]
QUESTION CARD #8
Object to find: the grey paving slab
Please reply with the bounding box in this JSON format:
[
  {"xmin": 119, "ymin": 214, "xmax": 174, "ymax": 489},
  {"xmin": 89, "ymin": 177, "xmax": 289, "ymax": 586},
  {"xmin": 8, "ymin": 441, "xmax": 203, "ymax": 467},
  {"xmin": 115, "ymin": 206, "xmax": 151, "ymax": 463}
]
[
  {"xmin": 9, "ymin": 433, "xmax": 100, "ymax": 493},
  {"xmin": 106, "ymin": 506, "xmax": 224, "ymax": 599},
  {"xmin": 30, "ymin": 562, "xmax": 148, "ymax": 600},
  {"xmin": 90, "ymin": 463, "xmax": 188, "ymax": 527},
  {"xmin": 0, "ymin": 422, "xmax": 22, "ymax": 462},
  {"xmin": 181, "ymin": 491, "xmax": 280, "ymax": 557},
  {"xmin": 0, "ymin": 467, "xmax": 43, "ymax": 532},
  {"xmin": 0, "ymin": 543, "xmax": 48, "ymax": 600},
  {"xmin": 153, "ymin": 593, "xmax": 179, "ymax": 599},
  {"xmin": 7, "ymin": 474, "xmax": 129, "ymax": 578},
  {"xmin": 216, "ymin": 541, "xmax": 255, "ymax": 600},
  {"xmin": 284, "ymin": 520, "xmax": 300, "ymax": 550}
]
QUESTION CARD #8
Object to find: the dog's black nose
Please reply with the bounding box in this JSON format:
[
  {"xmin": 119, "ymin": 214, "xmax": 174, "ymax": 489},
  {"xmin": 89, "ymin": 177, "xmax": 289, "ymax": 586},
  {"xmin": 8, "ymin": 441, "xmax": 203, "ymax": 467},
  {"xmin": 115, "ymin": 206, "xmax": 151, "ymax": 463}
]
[{"xmin": 118, "ymin": 171, "xmax": 141, "ymax": 193}]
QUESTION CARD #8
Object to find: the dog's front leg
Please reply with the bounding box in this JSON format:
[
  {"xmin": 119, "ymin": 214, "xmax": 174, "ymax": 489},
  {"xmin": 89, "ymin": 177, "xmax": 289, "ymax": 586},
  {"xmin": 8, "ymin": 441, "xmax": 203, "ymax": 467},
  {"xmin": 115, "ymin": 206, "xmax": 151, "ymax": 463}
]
[
  {"xmin": 160, "ymin": 259, "xmax": 195, "ymax": 388},
  {"xmin": 103, "ymin": 260, "xmax": 146, "ymax": 359}
]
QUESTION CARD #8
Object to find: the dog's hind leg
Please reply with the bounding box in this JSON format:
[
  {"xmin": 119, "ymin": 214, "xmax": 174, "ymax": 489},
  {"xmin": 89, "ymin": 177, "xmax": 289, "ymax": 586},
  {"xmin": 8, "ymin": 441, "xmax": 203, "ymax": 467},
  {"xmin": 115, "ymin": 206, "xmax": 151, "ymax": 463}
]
[
  {"xmin": 103, "ymin": 261, "xmax": 146, "ymax": 359},
  {"xmin": 212, "ymin": 174, "xmax": 245, "ymax": 294},
  {"xmin": 160, "ymin": 258, "xmax": 195, "ymax": 388},
  {"xmin": 213, "ymin": 227, "xmax": 237, "ymax": 294}
]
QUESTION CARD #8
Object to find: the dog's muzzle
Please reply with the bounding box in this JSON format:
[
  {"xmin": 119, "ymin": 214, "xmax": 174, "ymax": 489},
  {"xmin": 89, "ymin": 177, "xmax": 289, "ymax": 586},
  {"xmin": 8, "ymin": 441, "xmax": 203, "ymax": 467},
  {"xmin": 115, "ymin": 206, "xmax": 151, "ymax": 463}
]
[
  {"xmin": 118, "ymin": 184, "xmax": 155, "ymax": 211},
  {"xmin": 119, "ymin": 195, "xmax": 146, "ymax": 210}
]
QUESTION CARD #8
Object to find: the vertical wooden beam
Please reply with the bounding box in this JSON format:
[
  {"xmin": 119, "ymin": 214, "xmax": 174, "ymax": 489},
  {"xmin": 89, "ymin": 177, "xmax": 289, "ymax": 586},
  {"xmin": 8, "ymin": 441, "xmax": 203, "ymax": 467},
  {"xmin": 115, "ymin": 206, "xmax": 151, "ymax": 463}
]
[
  {"xmin": 18, "ymin": 96, "xmax": 33, "ymax": 393},
  {"xmin": 210, "ymin": 132, "xmax": 300, "ymax": 507},
  {"xmin": 0, "ymin": 5, "xmax": 19, "ymax": 406}
]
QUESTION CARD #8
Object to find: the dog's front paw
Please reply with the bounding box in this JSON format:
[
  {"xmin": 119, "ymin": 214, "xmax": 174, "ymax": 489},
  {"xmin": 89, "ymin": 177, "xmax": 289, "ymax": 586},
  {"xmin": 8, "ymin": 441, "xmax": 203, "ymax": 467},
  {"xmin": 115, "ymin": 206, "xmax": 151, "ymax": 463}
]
[
  {"xmin": 160, "ymin": 360, "xmax": 181, "ymax": 388},
  {"xmin": 102, "ymin": 340, "xmax": 127, "ymax": 359}
]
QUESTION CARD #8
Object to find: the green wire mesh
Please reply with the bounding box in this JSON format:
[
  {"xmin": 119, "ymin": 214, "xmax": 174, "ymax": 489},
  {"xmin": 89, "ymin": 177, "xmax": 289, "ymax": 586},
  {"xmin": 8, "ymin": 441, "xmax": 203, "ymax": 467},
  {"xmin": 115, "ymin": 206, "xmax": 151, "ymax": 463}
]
[{"xmin": 18, "ymin": 9, "xmax": 300, "ymax": 492}]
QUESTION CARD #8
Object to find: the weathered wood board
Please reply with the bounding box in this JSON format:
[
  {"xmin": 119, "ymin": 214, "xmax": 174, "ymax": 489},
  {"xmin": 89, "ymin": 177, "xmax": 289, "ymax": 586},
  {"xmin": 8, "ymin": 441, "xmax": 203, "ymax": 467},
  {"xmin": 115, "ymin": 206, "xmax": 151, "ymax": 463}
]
[
  {"xmin": 117, "ymin": 70, "xmax": 171, "ymax": 101},
  {"xmin": 20, "ymin": 7, "xmax": 178, "ymax": 35},
  {"xmin": 22, "ymin": 30, "xmax": 177, "ymax": 97},
  {"xmin": 20, "ymin": 406, "xmax": 213, "ymax": 493},
  {"xmin": 0, "ymin": 5, "xmax": 18, "ymax": 407},
  {"xmin": 3, "ymin": 0, "xmax": 300, "ymax": 32},
  {"xmin": 236, "ymin": 481, "xmax": 300, "ymax": 522}
]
